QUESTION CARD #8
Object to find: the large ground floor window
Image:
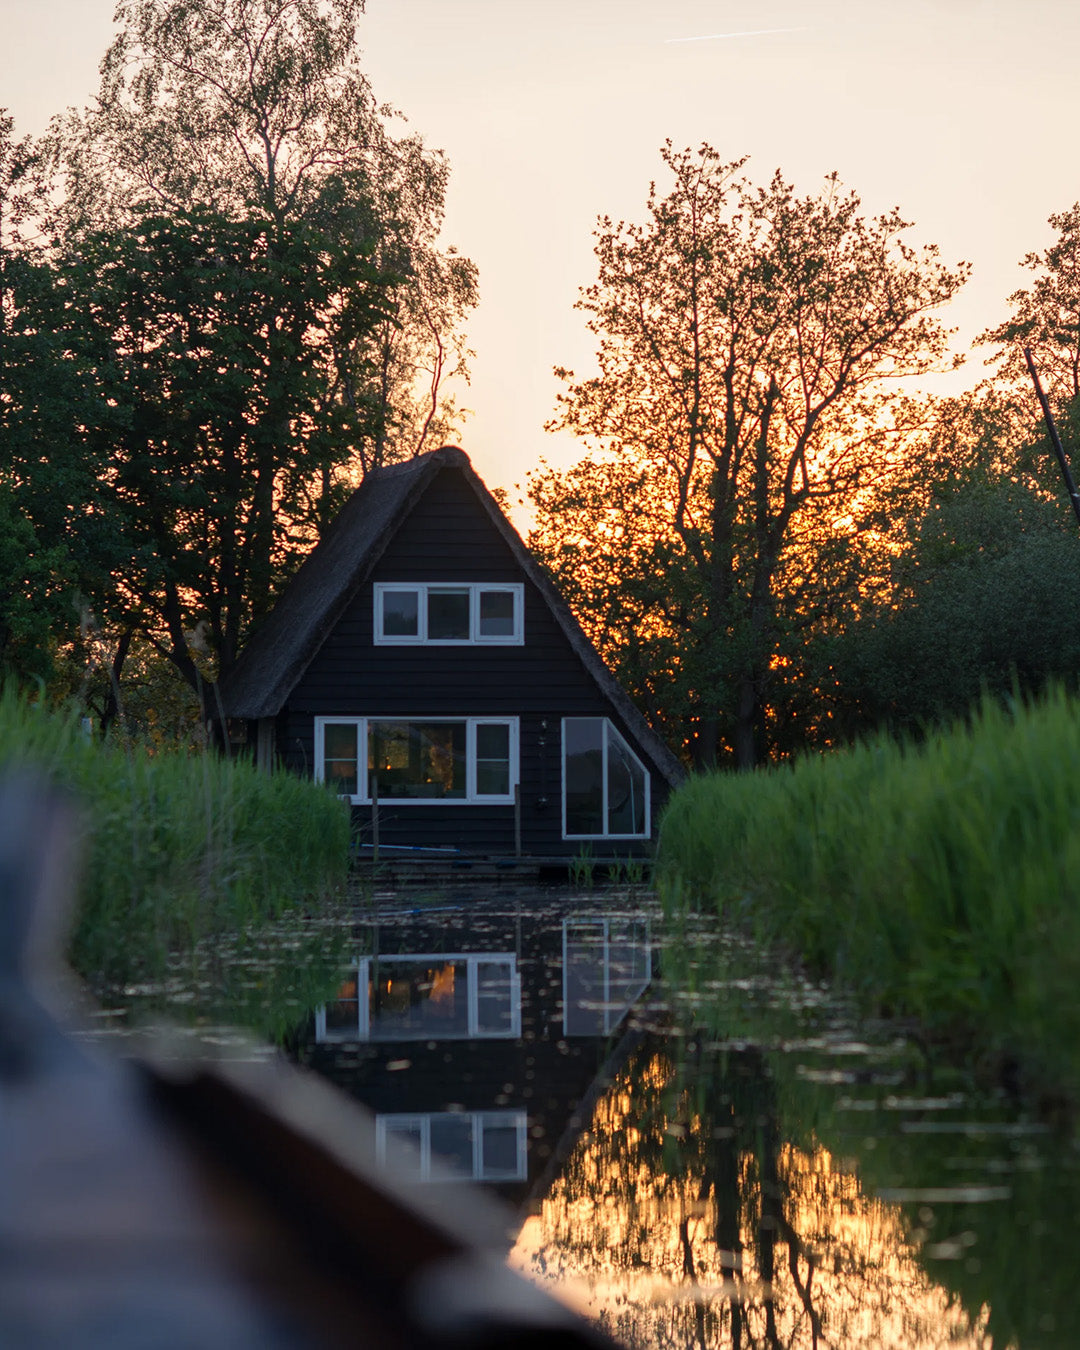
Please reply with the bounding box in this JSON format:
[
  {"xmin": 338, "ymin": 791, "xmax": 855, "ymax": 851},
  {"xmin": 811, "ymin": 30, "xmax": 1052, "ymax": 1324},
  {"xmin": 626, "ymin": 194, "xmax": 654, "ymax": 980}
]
[
  {"xmin": 562, "ymin": 716, "xmax": 650, "ymax": 839},
  {"xmin": 315, "ymin": 953, "xmax": 521, "ymax": 1042},
  {"xmin": 315, "ymin": 716, "xmax": 518, "ymax": 805}
]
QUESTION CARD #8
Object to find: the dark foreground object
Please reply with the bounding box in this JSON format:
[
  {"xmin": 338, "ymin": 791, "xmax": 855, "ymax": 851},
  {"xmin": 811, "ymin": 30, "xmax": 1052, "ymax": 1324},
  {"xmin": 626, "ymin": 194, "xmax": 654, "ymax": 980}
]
[{"xmin": 0, "ymin": 777, "xmax": 613, "ymax": 1349}]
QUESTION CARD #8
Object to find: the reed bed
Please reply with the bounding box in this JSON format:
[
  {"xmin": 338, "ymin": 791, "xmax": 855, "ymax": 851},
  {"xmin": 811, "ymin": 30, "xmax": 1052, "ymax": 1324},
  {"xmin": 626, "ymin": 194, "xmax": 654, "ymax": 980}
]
[
  {"xmin": 0, "ymin": 692, "xmax": 351, "ymax": 991},
  {"xmin": 659, "ymin": 689, "xmax": 1080, "ymax": 1098}
]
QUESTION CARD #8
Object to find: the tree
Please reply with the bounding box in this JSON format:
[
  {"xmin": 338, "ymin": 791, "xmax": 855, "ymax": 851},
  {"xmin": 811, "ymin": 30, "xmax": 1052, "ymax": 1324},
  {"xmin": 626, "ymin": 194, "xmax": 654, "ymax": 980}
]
[
  {"xmin": 46, "ymin": 205, "xmax": 399, "ymax": 692},
  {"xmin": 49, "ymin": 0, "xmax": 475, "ymax": 467},
  {"xmin": 0, "ymin": 112, "xmax": 98, "ymax": 685},
  {"xmin": 979, "ymin": 202, "xmax": 1080, "ymax": 529},
  {"xmin": 817, "ymin": 391, "xmax": 1080, "ymax": 739},
  {"xmin": 14, "ymin": 0, "xmax": 475, "ymax": 711},
  {"xmin": 981, "ymin": 202, "xmax": 1080, "ymax": 409},
  {"xmin": 534, "ymin": 144, "xmax": 968, "ymax": 767}
]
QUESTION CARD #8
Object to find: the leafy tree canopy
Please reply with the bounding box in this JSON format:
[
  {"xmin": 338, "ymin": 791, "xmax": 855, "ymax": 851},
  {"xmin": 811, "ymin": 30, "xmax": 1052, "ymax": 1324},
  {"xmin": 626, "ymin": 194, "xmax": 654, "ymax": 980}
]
[
  {"xmin": 532, "ymin": 143, "xmax": 968, "ymax": 767},
  {"xmin": 2, "ymin": 0, "xmax": 477, "ymax": 717},
  {"xmin": 981, "ymin": 202, "xmax": 1080, "ymax": 410}
]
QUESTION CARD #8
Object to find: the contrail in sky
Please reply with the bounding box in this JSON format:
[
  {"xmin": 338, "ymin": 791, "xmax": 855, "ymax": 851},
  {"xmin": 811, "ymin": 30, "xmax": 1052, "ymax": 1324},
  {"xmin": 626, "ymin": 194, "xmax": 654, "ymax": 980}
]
[{"xmin": 665, "ymin": 27, "xmax": 809, "ymax": 43}]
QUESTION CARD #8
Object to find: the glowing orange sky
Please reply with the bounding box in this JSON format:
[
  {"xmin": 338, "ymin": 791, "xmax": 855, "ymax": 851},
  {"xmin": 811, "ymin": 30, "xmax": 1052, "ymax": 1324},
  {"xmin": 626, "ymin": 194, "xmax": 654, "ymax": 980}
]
[{"xmin": 3, "ymin": 0, "xmax": 1079, "ymax": 499}]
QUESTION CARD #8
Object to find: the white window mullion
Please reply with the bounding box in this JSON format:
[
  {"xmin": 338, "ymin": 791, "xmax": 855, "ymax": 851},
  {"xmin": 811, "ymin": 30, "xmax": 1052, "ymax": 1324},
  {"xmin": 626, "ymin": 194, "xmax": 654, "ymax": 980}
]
[
  {"xmin": 358, "ymin": 957, "xmax": 370, "ymax": 1039},
  {"xmin": 466, "ymin": 721, "xmax": 477, "ymax": 801},
  {"xmin": 466, "ymin": 955, "xmax": 478, "ymax": 1035},
  {"xmin": 511, "ymin": 964, "xmax": 522, "ymax": 1037}
]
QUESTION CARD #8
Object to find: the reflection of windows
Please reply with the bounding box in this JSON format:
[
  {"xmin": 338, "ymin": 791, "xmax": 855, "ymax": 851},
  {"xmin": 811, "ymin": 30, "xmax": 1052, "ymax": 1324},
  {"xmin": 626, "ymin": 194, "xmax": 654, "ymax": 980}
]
[
  {"xmin": 315, "ymin": 953, "xmax": 521, "ymax": 1042},
  {"xmin": 315, "ymin": 717, "xmax": 517, "ymax": 804},
  {"xmin": 563, "ymin": 917, "xmax": 651, "ymax": 1036},
  {"xmin": 563, "ymin": 717, "xmax": 650, "ymax": 838},
  {"xmin": 376, "ymin": 1110, "xmax": 528, "ymax": 1182},
  {"xmin": 374, "ymin": 583, "xmax": 524, "ymax": 645}
]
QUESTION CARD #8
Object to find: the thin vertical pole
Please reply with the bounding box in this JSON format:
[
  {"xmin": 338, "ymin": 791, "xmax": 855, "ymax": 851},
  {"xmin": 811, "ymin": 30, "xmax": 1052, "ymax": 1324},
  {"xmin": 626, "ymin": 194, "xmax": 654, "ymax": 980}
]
[{"xmin": 370, "ymin": 770, "xmax": 379, "ymax": 867}]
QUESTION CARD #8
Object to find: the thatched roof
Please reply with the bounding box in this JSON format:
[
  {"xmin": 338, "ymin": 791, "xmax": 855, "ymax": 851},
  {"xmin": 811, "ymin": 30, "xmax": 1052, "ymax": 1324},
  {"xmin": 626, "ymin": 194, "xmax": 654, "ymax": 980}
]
[{"xmin": 219, "ymin": 446, "xmax": 684, "ymax": 788}]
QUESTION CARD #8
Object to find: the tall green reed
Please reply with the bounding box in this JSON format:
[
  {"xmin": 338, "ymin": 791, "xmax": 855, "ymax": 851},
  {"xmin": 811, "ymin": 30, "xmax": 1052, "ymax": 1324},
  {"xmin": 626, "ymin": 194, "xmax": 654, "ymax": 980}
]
[
  {"xmin": 658, "ymin": 688, "xmax": 1080, "ymax": 1098},
  {"xmin": 0, "ymin": 691, "xmax": 350, "ymax": 992}
]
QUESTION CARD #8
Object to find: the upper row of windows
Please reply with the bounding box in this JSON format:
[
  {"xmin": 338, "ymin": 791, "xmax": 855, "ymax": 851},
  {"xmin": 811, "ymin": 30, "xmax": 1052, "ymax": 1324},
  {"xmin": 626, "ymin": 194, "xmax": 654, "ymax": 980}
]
[{"xmin": 374, "ymin": 583, "xmax": 523, "ymax": 646}]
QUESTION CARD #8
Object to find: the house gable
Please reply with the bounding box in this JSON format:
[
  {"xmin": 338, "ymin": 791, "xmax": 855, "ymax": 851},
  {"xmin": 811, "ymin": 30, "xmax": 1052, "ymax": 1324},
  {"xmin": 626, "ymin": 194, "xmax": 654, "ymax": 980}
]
[{"xmin": 222, "ymin": 447, "xmax": 683, "ymax": 856}]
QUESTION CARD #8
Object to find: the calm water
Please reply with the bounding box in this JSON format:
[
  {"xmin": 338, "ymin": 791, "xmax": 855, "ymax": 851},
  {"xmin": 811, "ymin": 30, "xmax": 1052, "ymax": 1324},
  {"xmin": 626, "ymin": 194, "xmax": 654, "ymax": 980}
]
[{"xmin": 95, "ymin": 887, "xmax": 1080, "ymax": 1349}]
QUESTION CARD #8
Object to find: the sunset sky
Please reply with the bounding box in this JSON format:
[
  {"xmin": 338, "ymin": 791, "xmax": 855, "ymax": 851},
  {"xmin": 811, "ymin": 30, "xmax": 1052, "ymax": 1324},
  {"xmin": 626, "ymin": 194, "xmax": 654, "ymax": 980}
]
[{"xmin": 2, "ymin": 0, "xmax": 1079, "ymax": 498}]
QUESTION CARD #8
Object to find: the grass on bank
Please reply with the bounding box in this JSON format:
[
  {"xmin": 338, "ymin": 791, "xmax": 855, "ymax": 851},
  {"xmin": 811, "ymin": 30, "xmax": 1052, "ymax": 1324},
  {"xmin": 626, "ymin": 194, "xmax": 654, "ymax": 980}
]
[
  {"xmin": 0, "ymin": 692, "xmax": 351, "ymax": 994},
  {"xmin": 658, "ymin": 688, "xmax": 1080, "ymax": 1100}
]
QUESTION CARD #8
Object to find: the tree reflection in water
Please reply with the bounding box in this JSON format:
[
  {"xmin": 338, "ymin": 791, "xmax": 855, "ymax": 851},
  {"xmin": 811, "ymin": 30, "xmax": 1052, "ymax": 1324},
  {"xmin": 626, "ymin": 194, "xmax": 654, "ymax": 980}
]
[{"xmin": 511, "ymin": 1039, "xmax": 988, "ymax": 1349}]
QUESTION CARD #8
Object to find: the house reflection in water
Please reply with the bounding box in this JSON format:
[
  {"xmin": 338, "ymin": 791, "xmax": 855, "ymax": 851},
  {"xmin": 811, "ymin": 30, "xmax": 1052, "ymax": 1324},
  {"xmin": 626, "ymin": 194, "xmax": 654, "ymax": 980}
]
[{"xmin": 298, "ymin": 904, "xmax": 653, "ymax": 1197}]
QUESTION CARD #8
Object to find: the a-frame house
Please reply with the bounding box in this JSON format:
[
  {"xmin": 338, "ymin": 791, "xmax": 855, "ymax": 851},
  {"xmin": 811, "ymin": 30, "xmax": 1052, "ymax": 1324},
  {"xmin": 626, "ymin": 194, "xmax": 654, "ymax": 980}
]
[{"xmin": 219, "ymin": 446, "xmax": 684, "ymax": 859}]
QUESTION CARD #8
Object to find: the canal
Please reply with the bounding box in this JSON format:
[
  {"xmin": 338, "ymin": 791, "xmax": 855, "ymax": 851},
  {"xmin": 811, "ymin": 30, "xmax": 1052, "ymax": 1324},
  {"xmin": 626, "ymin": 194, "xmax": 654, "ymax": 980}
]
[{"xmin": 94, "ymin": 885, "xmax": 1080, "ymax": 1348}]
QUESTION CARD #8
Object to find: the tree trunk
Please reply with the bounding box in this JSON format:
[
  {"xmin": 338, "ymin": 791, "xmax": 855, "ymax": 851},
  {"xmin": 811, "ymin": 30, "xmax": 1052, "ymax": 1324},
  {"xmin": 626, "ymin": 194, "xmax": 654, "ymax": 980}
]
[
  {"xmin": 732, "ymin": 676, "xmax": 758, "ymax": 770},
  {"xmin": 99, "ymin": 627, "xmax": 133, "ymax": 736},
  {"xmin": 692, "ymin": 715, "xmax": 720, "ymax": 771}
]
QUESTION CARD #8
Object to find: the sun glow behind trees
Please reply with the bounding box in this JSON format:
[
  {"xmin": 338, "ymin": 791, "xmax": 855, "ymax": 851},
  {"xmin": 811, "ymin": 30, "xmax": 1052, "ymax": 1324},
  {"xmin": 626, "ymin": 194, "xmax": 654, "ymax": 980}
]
[
  {"xmin": 5, "ymin": 9, "xmax": 1080, "ymax": 752},
  {"xmin": 530, "ymin": 144, "xmax": 968, "ymax": 769}
]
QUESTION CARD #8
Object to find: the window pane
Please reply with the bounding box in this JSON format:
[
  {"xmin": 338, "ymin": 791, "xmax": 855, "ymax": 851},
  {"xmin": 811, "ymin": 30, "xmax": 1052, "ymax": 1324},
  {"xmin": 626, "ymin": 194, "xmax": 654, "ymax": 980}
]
[
  {"xmin": 382, "ymin": 1119, "xmax": 424, "ymax": 1179},
  {"xmin": 370, "ymin": 721, "xmax": 467, "ymax": 799},
  {"xmin": 606, "ymin": 727, "xmax": 647, "ymax": 835},
  {"xmin": 475, "ymin": 761, "xmax": 510, "ymax": 796},
  {"xmin": 475, "ymin": 722, "xmax": 511, "ymax": 797},
  {"xmin": 324, "ymin": 723, "xmax": 357, "ymax": 759},
  {"xmin": 564, "ymin": 718, "xmax": 604, "ymax": 835},
  {"xmin": 370, "ymin": 960, "xmax": 470, "ymax": 1038},
  {"xmin": 322, "ymin": 975, "xmax": 360, "ymax": 1039},
  {"xmin": 429, "ymin": 1115, "xmax": 474, "ymax": 1176},
  {"xmin": 324, "ymin": 722, "xmax": 358, "ymax": 796},
  {"xmin": 480, "ymin": 1119, "xmax": 523, "ymax": 1179},
  {"xmin": 478, "ymin": 589, "xmax": 516, "ymax": 637},
  {"xmin": 476, "ymin": 723, "xmax": 510, "ymax": 759},
  {"xmin": 563, "ymin": 920, "xmax": 608, "ymax": 1035},
  {"xmin": 427, "ymin": 588, "xmax": 470, "ymax": 639},
  {"xmin": 476, "ymin": 959, "xmax": 516, "ymax": 1034},
  {"xmin": 381, "ymin": 589, "xmax": 419, "ymax": 637}
]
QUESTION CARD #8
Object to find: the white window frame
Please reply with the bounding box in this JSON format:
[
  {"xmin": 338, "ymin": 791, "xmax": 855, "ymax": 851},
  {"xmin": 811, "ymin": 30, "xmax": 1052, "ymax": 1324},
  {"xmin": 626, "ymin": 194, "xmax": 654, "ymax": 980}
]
[
  {"xmin": 315, "ymin": 715, "xmax": 519, "ymax": 805},
  {"xmin": 561, "ymin": 716, "xmax": 651, "ymax": 840},
  {"xmin": 375, "ymin": 1109, "xmax": 528, "ymax": 1182},
  {"xmin": 315, "ymin": 952, "xmax": 522, "ymax": 1042},
  {"xmin": 374, "ymin": 582, "xmax": 524, "ymax": 645}
]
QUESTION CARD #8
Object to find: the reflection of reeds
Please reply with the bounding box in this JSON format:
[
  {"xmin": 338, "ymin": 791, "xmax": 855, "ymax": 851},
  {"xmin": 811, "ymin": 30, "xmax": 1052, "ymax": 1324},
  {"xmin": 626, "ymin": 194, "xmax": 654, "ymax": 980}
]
[
  {"xmin": 658, "ymin": 688, "xmax": 1080, "ymax": 1103},
  {"xmin": 0, "ymin": 690, "xmax": 349, "ymax": 994}
]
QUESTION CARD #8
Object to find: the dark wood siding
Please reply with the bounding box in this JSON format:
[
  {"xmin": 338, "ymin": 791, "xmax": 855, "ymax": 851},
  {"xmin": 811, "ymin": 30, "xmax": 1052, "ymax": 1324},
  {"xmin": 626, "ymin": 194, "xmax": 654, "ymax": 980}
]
[
  {"xmin": 294, "ymin": 913, "xmax": 634, "ymax": 1203},
  {"xmin": 279, "ymin": 466, "xmax": 667, "ymax": 856}
]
